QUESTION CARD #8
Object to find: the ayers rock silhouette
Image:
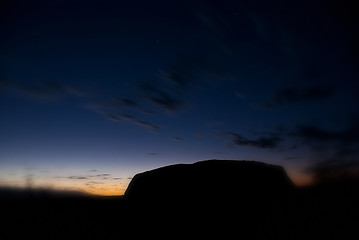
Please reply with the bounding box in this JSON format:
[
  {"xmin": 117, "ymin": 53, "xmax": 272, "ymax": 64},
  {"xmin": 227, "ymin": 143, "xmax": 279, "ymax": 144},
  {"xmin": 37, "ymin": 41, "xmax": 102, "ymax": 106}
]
[{"xmin": 124, "ymin": 160, "xmax": 294, "ymax": 204}]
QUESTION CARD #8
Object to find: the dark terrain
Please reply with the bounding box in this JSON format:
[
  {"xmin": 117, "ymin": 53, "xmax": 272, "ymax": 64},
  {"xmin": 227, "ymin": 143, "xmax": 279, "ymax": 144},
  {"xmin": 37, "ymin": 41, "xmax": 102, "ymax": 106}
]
[{"xmin": 2, "ymin": 160, "xmax": 359, "ymax": 239}]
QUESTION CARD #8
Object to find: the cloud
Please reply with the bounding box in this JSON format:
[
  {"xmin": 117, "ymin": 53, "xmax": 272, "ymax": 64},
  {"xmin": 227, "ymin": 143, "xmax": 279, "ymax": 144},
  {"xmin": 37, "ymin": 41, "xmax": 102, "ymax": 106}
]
[
  {"xmin": 87, "ymin": 50, "xmax": 218, "ymax": 134},
  {"xmin": 290, "ymin": 121, "xmax": 359, "ymax": 174},
  {"xmin": 90, "ymin": 78, "xmax": 185, "ymax": 134},
  {"xmin": 292, "ymin": 125, "xmax": 344, "ymax": 142},
  {"xmin": 96, "ymin": 174, "xmax": 111, "ymax": 178},
  {"xmin": 172, "ymin": 137, "xmax": 184, "ymax": 141},
  {"xmin": 19, "ymin": 82, "xmax": 66, "ymax": 99},
  {"xmin": 67, "ymin": 173, "xmax": 115, "ymax": 181},
  {"xmin": 226, "ymin": 132, "xmax": 282, "ymax": 149},
  {"xmin": 4, "ymin": 78, "xmax": 167, "ymax": 135},
  {"xmin": 135, "ymin": 120, "xmax": 159, "ymax": 133},
  {"xmin": 19, "ymin": 81, "xmax": 85, "ymax": 99},
  {"xmin": 103, "ymin": 111, "xmax": 159, "ymax": 133},
  {"xmin": 136, "ymin": 82, "xmax": 183, "ymax": 112},
  {"xmin": 86, "ymin": 50, "xmax": 212, "ymax": 134},
  {"xmin": 158, "ymin": 57, "xmax": 196, "ymax": 93},
  {"xmin": 0, "ymin": 79, "xmax": 87, "ymax": 101},
  {"xmin": 291, "ymin": 123, "xmax": 359, "ymax": 150},
  {"xmin": 85, "ymin": 181, "xmax": 103, "ymax": 186},
  {"xmin": 92, "ymin": 95, "xmax": 158, "ymax": 120},
  {"xmin": 115, "ymin": 98, "xmax": 137, "ymax": 107},
  {"xmin": 273, "ymin": 87, "xmax": 334, "ymax": 107},
  {"xmin": 120, "ymin": 114, "xmax": 136, "ymax": 121},
  {"xmin": 146, "ymin": 90, "xmax": 182, "ymax": 112},
  {"xmin": 257, "ymin": 86, "xmax": 334, "ymax": 110},
  {"xmin": 106, "ymin": 114, "xmax": 122, "ymax": 122},
  {"xmin": 68, "ymin": 176, "xmax": 88, "ymax": 180}
]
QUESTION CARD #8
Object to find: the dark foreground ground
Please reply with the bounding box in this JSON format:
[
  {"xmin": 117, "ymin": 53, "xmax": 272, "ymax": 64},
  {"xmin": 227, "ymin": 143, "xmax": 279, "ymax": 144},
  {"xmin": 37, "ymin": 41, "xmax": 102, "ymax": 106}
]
[
  {"xmin": 2, "ymin": 160, "xmax": 359, "ymax": 240},
  {"xmin": 2, "ymin": 182, "xmax": 358, "ymax": 240}
]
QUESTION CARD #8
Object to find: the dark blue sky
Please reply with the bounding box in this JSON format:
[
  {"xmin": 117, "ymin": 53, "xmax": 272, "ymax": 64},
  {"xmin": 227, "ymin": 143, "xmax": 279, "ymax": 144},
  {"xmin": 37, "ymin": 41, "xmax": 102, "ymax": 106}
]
[{"xmin": 1, "ymin": 0, "xmax": 358, "ymax": 195}]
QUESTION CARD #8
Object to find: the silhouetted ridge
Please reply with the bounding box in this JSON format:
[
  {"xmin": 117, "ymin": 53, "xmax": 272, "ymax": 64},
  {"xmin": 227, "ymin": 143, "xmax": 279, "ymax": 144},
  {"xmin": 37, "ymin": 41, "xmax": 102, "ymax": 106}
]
[{"xmin": 124, "ymin": 160, "xmax": 294, "ymax": 203}]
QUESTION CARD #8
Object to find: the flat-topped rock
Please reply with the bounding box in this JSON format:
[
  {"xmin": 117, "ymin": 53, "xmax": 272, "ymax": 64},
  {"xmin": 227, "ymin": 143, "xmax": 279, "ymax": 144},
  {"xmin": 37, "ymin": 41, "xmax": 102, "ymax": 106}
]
[{"xmin": 124, "ymin": 160, "xmax": 294, "ymax": 203}]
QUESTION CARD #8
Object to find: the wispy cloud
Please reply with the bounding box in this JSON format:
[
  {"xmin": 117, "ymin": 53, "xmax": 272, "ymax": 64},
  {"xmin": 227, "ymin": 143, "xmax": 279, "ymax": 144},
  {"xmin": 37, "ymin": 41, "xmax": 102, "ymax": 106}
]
[
  {"xmin": 85, "ymin": 181, "xmax": 103, "ymax": 186},
  {"xmin": 292, "ymin": 125, "xmax": 344, "ymax": 142},
  {"xmin": 84, "ymin": 46, "xmax": 228, "ymax": 135},
  {"xmin": 287, "ymin": 119, "xmax": 359, "ymax": 175},
  {"xmin": 135, "ymin": 120, "xmax": 159, "ymax": 133},
  {"xmin": 1, "ymin": 80, "xmax": 87, "ymax": 100},
  {"xmin": 136, "ymin": 82, "xmax": 183, "ymax": 112},
  {"xmin": 105, "ymin": 114, "xmax": 122, "ymax": 122},
  {"xmin": 274, "ymin": 87, "xmax": 334, "ymax": 106},
  {"xmin": 260, "ymin": 86, "xmax": 334, "ymax": 110},
  {"xmin": 68, "ymin": 176, "xmax": 88, "ymax": 180},
  {"xmin": 115, "ymin": 98, "xmax": 137, "ymax": 108},
  {"xmin": 146, "ymin": 90, "xmax": 182, "ymax": 112},
  {"xmin": 226, "ymin": 132, "xmax": 282, "ymax": 149},
  {"xmin": 64, "ymin": 172, "xmax": 118, "ymax": 181},
  {"xmin": 172, "ymin": 137, "xmax": 184, "ymax": 141},
  {"xmin": 102, "ymin": 111, "xmax": 160, "ymax": 133},
  {"xmin": 120, "ymin": 114, "xmax": 136, "ymax": 121},
  {"xmin": 96, "ymin": 173, "xmax": 111, "ymax": 178}
]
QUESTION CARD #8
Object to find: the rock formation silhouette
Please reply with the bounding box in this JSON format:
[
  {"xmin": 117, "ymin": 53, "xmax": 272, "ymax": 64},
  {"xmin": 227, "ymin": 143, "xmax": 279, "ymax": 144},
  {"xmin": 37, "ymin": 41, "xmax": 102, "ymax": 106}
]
[
  {"xmin": 123, "ymin": 160, "xmax": 295, "ymax": 238},
  {"xmin": 124, "ymin": 160, "xmax": 294, "ymax": 203}
]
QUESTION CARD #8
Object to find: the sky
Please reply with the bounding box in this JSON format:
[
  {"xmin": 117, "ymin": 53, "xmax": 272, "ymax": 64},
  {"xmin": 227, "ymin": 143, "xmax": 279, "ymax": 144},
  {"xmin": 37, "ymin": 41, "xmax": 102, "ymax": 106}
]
[{"xmin": 1, "ymin": 0, "xmax": 358, "ymax": 196}]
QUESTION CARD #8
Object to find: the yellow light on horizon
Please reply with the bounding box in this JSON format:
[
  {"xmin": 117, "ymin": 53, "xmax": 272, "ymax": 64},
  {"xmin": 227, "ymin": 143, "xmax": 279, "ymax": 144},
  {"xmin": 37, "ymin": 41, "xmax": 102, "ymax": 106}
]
[{"xmin": 85, "ymin": 187, "xmax": 126, "ymax": 196}]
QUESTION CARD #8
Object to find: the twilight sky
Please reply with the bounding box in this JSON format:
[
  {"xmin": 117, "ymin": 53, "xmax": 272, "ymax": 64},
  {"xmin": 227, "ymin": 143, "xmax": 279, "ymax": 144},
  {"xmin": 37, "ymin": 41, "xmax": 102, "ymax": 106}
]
[{"xmin": 1, "ymin": 0, "xmax": 358, "ymax": 195}]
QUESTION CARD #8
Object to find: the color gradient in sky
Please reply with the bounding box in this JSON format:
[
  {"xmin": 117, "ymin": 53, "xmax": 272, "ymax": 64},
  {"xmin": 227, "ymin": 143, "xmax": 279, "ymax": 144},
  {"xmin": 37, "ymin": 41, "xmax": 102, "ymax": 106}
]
[{"xmin": 1, "ymin": 0, "xmax": 358, "ymax": 195}]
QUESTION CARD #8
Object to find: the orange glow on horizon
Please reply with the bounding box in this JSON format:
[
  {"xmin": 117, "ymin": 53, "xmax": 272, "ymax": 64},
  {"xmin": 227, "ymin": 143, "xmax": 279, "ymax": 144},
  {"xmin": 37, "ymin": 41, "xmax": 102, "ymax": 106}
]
[
  {"xmin": 1, "ymin": 167, "xmax": 316, "ymax": 197},
  {"xmin": 86, "ymin": 187, "xmax": 125, "ymax": 196}
]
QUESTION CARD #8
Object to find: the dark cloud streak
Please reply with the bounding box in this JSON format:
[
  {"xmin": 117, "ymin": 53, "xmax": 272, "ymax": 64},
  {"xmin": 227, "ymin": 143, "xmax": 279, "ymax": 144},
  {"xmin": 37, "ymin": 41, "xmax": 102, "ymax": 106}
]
[
  {"xmin": 137, "ymin": 82, "xmax": 183, "ymax": 112},
  {"xmin": 3, "ymin": 80, "xmax": 87, "ymax": 100},
  {"xmin": 68, "ymin": 176, "xmax": 88, "ymax": 180},
  {"xmin": 226, "ymin": 132, "xmax": 282, "ymax": 149},
  {"xmin": 116, "ymin": 98, "xmax": 137, "ymax": 108},
  {"xmin": 275, "ymin": 87, "xmax": 334, "ymax": 106},
  {"xmin": 146, "ymin": 91, "xmax": 182, "ymax": 112},
  {"xmin": 292, "ymin": 123, "xmax": 359, "ymax": 144},
  {"xmin": 291, "ymin": 121, "xmax": 359, "ymax": 174},
  {"xmin": 105, "ymin": 114, "xmax": 122, "ymax": 122},
  {"xmin": 104, "ymin": 112, "xmax": 159, "ymax": 133},
  {"xmin": 260, "ymin": 86, "xmax": 335, "ymax": 109},
  {"xmin": 135, "ymin": 120, "xmax": 159, "ymax": 134},
  {"xmin": 172, "ymin": 137, "xmax": 184, "ymax": 141}
]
